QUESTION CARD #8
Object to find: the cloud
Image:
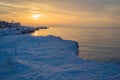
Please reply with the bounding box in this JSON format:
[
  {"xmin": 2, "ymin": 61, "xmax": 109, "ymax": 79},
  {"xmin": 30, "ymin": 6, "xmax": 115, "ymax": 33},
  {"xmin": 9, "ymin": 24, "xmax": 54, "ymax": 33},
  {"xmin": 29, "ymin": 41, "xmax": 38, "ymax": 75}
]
[
  {"xmin": 0, "ymin": 0, "xmax": 119, "ymax": 26},
  {"xmin": 0, "ymin": 0, "xmax": 120, "ymax": 17},
  {"xmin": 38, "ymin": 0, "xmax": 120, "ymax": 17}
]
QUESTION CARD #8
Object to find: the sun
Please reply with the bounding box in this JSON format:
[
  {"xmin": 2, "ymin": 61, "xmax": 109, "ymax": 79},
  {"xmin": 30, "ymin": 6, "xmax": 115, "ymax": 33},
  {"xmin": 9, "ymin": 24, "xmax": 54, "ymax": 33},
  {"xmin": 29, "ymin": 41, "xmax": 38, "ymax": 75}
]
[{"xmin": 31, "ymin": 14, "xmax": 41, "ymax": 20}]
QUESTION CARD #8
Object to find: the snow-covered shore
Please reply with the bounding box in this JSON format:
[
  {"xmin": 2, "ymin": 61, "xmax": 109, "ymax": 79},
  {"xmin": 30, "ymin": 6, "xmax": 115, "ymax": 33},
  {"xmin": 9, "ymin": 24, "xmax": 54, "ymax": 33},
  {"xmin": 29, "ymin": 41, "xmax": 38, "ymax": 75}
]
[
  {"xmin": 0, "ymin": 34, "xmax": 120, "ymax": 80},
  {"xmin": 0, "ymin": 26, "xmax": 34, "ymax": 36},
  {"xmin": 0, "ymin": 26, "xmax": 49, "ymax": 36},
  {"xmin": 0, "ymin": 21, "xmax": 48, "ymax": 36},
  {"xmin": 0, "ymin": 21, "xmax": 120, "ymax": 80}
]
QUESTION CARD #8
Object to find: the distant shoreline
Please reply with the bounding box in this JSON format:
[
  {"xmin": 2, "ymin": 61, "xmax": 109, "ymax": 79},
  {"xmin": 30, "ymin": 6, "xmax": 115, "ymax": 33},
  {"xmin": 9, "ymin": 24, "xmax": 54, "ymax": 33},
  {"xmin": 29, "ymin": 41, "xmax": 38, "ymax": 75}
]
[{"xmin": 0, "ymin": 20, "xmax": 48, "ymax": 36}]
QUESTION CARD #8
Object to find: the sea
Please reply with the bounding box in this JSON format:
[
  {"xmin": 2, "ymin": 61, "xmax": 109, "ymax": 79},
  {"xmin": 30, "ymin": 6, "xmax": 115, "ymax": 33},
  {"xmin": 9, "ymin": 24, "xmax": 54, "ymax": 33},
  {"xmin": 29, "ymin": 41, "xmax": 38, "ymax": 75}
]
[{"xmin": 32, "ymin": 26, "xmax": 120, "ymax": 61}]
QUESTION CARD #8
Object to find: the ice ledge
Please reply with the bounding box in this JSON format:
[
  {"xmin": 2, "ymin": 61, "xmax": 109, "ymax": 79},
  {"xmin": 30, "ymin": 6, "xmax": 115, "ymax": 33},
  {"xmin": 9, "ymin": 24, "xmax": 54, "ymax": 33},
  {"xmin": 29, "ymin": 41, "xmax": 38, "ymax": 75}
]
[{"xmin": 0, "ymin": 35, "xmax": 120, "ymax": 80}]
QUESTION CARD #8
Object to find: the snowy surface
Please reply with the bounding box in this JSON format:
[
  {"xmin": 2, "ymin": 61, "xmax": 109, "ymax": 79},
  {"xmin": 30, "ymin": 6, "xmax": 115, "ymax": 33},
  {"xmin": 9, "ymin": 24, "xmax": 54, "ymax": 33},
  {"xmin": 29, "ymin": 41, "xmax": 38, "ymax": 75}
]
[
  {"xmin": 0, "ymin": 34, "xmax": 120, "ymax": 80},
  {"xmin": 0, "ymin": 26, "xmax": 47, "ymax": 36},
  {"xmin": 0, "ymin": 26, "xmax": 35, "ymax": 36}
]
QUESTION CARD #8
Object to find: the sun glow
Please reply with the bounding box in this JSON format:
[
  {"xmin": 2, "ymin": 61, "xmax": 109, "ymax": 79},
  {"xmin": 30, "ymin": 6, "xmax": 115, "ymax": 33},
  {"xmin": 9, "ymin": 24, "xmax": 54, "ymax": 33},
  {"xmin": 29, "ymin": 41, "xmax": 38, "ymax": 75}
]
[{"xmin": 31, "ymin": 14, "xmax": 41, "ymax": 20}]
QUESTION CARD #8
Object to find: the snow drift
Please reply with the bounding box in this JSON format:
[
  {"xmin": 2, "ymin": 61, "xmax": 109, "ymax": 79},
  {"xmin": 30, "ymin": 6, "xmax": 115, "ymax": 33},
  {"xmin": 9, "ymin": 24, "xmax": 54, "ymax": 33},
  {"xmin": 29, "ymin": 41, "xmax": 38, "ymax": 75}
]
[{"xmin": 0, "ymin": 35, "xmax": 120, "ymax": 80}]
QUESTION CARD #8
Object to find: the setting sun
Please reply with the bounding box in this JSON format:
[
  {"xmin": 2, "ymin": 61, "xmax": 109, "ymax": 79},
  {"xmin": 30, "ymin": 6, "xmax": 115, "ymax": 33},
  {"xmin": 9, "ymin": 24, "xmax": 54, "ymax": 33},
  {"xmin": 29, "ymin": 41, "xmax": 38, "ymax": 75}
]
[{"xmin": 31, "ymin": 14, "xmax": 41, "ymax": 20}]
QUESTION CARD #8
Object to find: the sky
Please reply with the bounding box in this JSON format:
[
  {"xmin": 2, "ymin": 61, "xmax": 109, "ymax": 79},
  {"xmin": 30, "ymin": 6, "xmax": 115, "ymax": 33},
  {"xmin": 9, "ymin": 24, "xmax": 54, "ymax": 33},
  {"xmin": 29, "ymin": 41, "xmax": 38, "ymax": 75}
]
[{"xmin": 0, "ymin": 0, "xmax": 120, "ymax": 27}]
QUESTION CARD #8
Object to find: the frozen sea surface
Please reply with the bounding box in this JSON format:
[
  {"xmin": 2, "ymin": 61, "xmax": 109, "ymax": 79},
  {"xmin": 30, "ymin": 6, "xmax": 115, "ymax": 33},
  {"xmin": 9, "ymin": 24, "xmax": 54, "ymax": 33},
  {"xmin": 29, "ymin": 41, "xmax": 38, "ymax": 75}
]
[{"xmin": 0, "ymin": 35, "xmax": 120, "ymax": 80}]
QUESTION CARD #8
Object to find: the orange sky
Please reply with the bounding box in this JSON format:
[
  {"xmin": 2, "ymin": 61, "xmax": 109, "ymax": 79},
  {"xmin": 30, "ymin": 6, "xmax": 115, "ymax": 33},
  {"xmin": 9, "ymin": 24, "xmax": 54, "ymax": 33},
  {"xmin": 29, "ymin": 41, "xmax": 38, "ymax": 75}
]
[{"xmin": 0, "ymin": 0, "xmax": 120, "ymax": 27}]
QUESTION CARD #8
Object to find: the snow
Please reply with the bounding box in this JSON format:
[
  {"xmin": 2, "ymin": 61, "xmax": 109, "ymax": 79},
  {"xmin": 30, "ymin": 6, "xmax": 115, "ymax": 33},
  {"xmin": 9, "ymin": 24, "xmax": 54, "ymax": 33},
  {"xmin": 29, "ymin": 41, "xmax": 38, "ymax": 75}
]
[
  {"xmin": 0, "ymin": 26, "xmax": 48, "ymax": 36},
  {"xmin": 0, "ymin": 34, "xmax": 120, "ymax": 80},
  {"xmin": 0, "ymin": 21, "xmax": 48, "ymax": 36},
  {"xmin": 0, "ymin": 26, "xmax": 38, "ymax": 36}
]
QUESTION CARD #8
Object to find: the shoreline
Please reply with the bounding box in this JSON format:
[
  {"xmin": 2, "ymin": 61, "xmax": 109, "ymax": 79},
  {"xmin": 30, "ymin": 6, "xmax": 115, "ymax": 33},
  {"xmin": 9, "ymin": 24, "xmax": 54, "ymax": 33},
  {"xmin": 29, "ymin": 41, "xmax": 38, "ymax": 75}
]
[
  {"xmin": 0, "ymin": 21, "xmax": 48, "ymax": 36},
  {"xmin": 0, "ymin": 34, "xmax": 120, "ymax": 80},
  {"xmin": 0, "ymin": 22, "xmax": 120, "ymax": 80}
]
